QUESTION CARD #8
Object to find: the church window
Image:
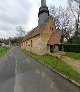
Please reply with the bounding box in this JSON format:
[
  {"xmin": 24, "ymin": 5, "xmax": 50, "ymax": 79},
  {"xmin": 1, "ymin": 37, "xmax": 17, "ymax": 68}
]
[
  {"xmin": 26, "ymin": 41, "xmax": 27, "ymax": 46},
  {"xmin": 31, "ymin": 40, "xmax": 32, "ymax": 47},
  {"xmin": 50, "ymin": 27, "xmax": 51, "ymax": 30}
]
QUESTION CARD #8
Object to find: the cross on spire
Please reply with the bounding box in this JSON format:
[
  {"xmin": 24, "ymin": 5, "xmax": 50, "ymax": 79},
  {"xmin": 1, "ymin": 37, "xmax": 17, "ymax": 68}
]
[{"xmin": 41, "ymin": 0, "xmax": 46, "ymax": 6}]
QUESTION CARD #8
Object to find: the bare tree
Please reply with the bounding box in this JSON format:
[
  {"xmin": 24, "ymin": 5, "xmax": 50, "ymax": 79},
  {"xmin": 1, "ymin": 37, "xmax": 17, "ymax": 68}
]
[
  {"xmin": 16, "ymin": 26, "xmax": 26, "ymax": 37},
  {"xmin": 68, "ymin": 0, "xmax": 80, "ymax": 35},
  {"xmin": 49, "ymin": 5, "xmax": 71, "ymax": 40}
]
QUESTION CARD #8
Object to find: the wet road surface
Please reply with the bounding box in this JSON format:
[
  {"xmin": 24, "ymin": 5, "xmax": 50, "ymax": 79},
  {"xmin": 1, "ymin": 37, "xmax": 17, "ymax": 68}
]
[{"xmin": 0, "ymin": 47, "xmax": 80, "ymax": 92}]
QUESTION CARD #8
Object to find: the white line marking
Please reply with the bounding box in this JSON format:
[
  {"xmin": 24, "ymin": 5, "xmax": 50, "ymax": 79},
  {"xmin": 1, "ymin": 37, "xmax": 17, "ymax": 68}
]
[
  {"xmin": 15, "ymin": 56, "xmax": 18, "ymax": 74},
  {"xmin": 50, "ymin": 82, "xmax": 54, "ymax": 89}
]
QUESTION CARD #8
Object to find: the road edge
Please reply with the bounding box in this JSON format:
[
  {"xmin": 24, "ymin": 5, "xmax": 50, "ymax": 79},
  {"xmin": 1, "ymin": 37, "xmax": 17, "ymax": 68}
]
[
  {"xmin": 37, "ymin": 60, "xmax": 80, "ymax": 88},
  {"xmin": 0, "ymin": 47, "xmax": 15, "ymax": 60},
  {"xmin": 22, "ymin": 49, "xmax": 80, "ymax": 88}
]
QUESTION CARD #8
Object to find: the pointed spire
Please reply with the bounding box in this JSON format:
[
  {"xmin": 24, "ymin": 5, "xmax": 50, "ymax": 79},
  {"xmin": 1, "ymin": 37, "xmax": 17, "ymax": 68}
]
[{"xmin": 41, "ymin": 0, "xmax": 46, "ymax": 6}]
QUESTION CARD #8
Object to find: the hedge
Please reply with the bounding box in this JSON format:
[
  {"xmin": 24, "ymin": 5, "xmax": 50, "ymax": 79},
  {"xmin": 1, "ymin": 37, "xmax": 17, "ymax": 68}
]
[{"xmin": 64, "ymin": 44, "xmax": 80, "ymax": 53}]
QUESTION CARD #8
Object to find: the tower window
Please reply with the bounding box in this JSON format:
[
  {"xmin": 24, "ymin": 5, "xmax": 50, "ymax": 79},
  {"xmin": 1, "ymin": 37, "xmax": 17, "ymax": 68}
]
[{"xmin": 52, "ymin": 28, "xmax": 53, "ymax": 31}]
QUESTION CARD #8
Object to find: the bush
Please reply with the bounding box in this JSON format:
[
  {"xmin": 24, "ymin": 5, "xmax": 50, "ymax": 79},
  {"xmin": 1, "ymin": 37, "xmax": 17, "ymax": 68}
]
[{"xmin": 64, "ymin": 44, "xmax": 80, "ymax": 53}]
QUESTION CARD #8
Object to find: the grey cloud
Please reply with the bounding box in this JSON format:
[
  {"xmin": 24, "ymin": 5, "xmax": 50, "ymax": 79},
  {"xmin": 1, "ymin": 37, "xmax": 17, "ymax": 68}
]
[
  {"xmin": 0, "ymin": 0, "xmax": 34, "ymax": 38},
  {"xmin": 0, "ymin": 0, "xmax": 32, "ymax": 25},
  {"xmin": 0, "ymin": 0, "xmax": 67, "ymax": 38}
]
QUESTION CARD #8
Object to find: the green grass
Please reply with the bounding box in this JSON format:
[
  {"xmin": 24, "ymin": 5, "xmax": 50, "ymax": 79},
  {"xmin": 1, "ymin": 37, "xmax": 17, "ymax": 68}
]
[
  {"xmin": 65, "ymin": 52, "xmax": 80, "ymax": 60},
  {"xmin": 22, "ymin": 49, "xmax": 80, "ymax": 84},
  {"xmin": 0, "ymin": 46, "xmax": 10, "ymax": 57}
]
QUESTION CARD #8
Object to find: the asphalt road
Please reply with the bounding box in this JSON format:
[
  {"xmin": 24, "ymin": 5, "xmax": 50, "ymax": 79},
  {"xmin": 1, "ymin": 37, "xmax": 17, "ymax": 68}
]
[{"xmin": 0, "ymin": 47, "xmax": 80, "ymax": 92}]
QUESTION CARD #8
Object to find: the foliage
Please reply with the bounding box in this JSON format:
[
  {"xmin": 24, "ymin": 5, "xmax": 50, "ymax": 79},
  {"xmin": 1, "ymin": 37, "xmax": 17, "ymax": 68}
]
[
  {"xmin": 71, "ymin": 36, "xmax": 80, "ymax": 44},
  {"xmin": 66, "ymin": 34, "xmax": 80, "ymax": 44},
  {"xmin": 22, "ymin": 49, "xmax": 80, "ymax": 84},
  {"xmin": 10, "ymin": 37, "xmax": 24, "ymax": 46},
  {"xmin": 0, "ymin": 36, "xmax": 24, "ymax": 46},
  {"xmin": 64, "ymin": 44, "xmax": 80, "ymax": 52},
  {"xmin": 65, "ymin": 52, "xmax": 80, "ymax": 60}
]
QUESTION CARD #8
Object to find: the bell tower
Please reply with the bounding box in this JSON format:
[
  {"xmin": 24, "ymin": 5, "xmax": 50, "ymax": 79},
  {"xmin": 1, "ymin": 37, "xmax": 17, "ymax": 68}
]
[
  {"xmin": 38, "ymin": 0, "xmax": 49, "ymax": 28},
  {"xmin": 41, "ymin": 0, "xmax": 46, "ymax": 6}
]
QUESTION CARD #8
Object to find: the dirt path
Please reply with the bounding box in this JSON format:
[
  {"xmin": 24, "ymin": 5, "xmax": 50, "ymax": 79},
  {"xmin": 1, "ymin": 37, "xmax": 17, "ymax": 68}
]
[
  {"xmin": 50, "ymin": 52, "xmax": 80, "ymax": 74},
  {"xmin": 61, "ymin": 56, "xmax": 80, "ymax": 74}
]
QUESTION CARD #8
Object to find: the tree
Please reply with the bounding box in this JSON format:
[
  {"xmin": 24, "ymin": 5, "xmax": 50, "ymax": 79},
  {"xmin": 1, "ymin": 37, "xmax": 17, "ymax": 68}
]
[
  {"xmin": 49, "ymin": 0, "xmax": 80, "ymax": 44},
  {"xmin": 49, "ymin": 6, "xmax": 61, "ymax": 30},
  {"xmin": 49, "ymin": 5, "xmax": 71, "ymax": 40},
  {"xmin": 68, "ymin": 0, "xmax": 80, "ymax": 35},
  {"xmin": 16, "ymin": 26, "xmax": 26, "ymax": 37}
]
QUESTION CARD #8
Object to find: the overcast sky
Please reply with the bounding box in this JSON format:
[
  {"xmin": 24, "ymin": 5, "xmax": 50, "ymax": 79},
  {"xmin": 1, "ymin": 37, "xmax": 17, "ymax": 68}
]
[{"xmin": 0, "ymin": 0, "xmax": 67, "ymax": 39}]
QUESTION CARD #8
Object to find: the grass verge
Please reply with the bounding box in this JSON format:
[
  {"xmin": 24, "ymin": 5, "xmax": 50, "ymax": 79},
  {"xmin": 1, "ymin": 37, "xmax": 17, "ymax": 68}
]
[
  {"xmin": 22, "ymin": 49, "xmax": 80, "ymax": 85},
  {"xmin": 65, "ymin": 52, "xmax": 80, "ymax": 60},
  {"xmin": 0, "ymin": 46, "xmax": 10, "ymax": 57}
]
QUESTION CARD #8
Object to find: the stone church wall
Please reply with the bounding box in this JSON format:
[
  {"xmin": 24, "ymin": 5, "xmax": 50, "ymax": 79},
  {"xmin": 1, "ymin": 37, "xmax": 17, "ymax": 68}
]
[
  {"xmin": 25, "ymin": 35, "xmax": 44, "ymax": 55},
  {"xmin": 21, "ymin": 17, "xmax": 57, "ymax": 55}
]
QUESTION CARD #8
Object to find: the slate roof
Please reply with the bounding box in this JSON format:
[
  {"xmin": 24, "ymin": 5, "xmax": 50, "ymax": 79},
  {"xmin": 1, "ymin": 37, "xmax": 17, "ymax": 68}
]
[
  {"xmin": 22, "ymin": 27, "xmax": 42, "ymax": 41},
  {"xmin": 26, "ymin": 27, "xmax": 42, "ymax": 39}
]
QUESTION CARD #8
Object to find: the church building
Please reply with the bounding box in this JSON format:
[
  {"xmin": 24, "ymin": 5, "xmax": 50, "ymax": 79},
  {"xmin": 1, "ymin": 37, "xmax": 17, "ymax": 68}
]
[{"xmin": 21, "ymin": 0, "xmax": 63, "ymax": 55}]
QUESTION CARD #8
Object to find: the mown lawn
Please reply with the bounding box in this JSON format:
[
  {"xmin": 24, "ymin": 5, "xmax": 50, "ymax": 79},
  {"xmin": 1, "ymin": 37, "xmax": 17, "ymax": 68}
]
[
  {"xmin": 65, "ymin": 52, "xmax": 80, "ymax": 60},
  {"xmin": 0, "ymin": 46, "xmax": 10, "ymax": 57},
  {"xmin": 22, "ymin": 49, "xmax": 80, "ymax": 84}
]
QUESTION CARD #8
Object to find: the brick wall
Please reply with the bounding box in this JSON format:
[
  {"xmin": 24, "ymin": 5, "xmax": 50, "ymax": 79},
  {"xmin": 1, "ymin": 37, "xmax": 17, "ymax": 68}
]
[
  {"xmin": 39, "ymin": 16, "xmax": 56, "ymax": 54},
  {"xmin": 21, "ymin": 16, "xmax": 59, "ymax": 55}
]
